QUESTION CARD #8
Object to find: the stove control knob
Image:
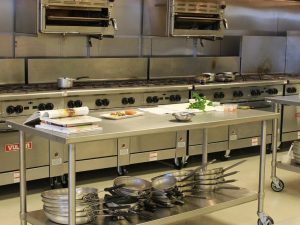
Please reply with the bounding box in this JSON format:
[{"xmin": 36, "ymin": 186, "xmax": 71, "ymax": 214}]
[
  {"xmin": 292, "ymin": 87, "xmax": 297, "ymax": 93},
  {"xmin": 38, "ymin": 103, "xmax": 46, "ymax": 111},
  {"xmin": 170, "ymin": 95, "xmax": 176, "ymax": 102},
  {"xmin": 175, "ymin": 95, "xmax": 182, "ymax": 101},
  {"xmin": 95, "ymin": 99, "xmax": 102, "ymax": 106},
  {"xmin": 266, "ymin": 89, "xmax": 274, "ymax": 95},
  {"xmin": 219, "ymin": 92, "xmax": 225, "ymax": 99},
  {"xmin": 102, "ymin": 99, "xmax": 110, "ymax": 106},
  {"xmin": 238, "ymin": 91, "xmax": 243, "ymax": 97},
  {"xmin": 67, "ymin": 100, "xmax": 75, "ymax": 108},
  {"xmin": 256, "ymin": 90, "xmax": 261, "ymax": 96},
  {"xmin": 122, "ymin": 97, "xmax": 129, "ymax": 105},
  {"xmin": 15, "ymin": 105, "xmax": 23, "ymax": 114},
  {"xmin": 214, "ymin": 92, "xmax": 220, "ymax": 99},
  {"xmin": 46, "ymin": 103, "xmax": 54, "ymax": 110},
  {"xmin": 146, "ymin": 96, "xmax": 153, "ymax": 103},
  {"xmin": 273, "ymin": 88, "xmax": 278, "ymax": 94},
  {"xmin": 128, "ymin": 97, "xmax": 135, "ymax": 105},
  {"xmin": 233, "ymin": 91, "xmax": 239, "ymax": 97},
  {"xmin": 153, "ymin": 96, "xmax": 159, "ymax": 103},
  {"xmin": 6, "ymin": 106, "xmax": 15, "ymax": 114},
  {"xmin": 250, "ymin": 90, "xmax": 256, "ymax": 96},
  {"xmin": 287, "ymin": 87, "xmax": 291, "ymax": 93},
  {"xmin": 74, "ymin": 100, "xmax": 82, "ymax": 108}
]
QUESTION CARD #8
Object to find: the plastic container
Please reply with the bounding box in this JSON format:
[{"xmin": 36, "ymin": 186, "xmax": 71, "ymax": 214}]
[{"xmin": 223, "ymin": 104, "xmax": 238, "ymax": 112}]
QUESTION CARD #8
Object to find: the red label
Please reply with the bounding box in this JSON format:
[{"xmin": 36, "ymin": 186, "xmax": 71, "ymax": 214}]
[
  {"xmin": 295, "ymin": 113, "xmax": 300, "ymax": 118},
  {"xmin": 4, "ymin": 142, "xmax": 33, "ymax": 152}
]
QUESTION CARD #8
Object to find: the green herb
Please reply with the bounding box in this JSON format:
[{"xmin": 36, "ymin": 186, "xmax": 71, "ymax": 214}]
[{"xmin": 188, "ymin": 92, "xmax": 212, "ymax": 111}]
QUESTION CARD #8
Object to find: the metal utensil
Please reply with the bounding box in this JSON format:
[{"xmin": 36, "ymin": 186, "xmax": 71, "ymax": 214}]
[
  {"xmin": 152, "ymin": 175, "xmax": 177, "ymax": 192},
  {"xmin": 57, "ymin": 76, "xmax": 89, "ymax": 89}
]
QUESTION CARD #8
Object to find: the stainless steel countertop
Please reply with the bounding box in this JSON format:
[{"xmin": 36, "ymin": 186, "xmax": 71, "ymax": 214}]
[
  {"xmin": 265, "ymin": 95, "xmax": 300, "ymax": 106},
  {"xmin": 6, "ymin": 109, "xmax": 279, "ymax": 145}
]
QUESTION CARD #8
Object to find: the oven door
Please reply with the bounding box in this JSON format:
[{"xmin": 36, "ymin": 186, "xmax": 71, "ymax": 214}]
[{"xmin": 228, "ymin": 101, "xmax": 273, "ymax": 150}]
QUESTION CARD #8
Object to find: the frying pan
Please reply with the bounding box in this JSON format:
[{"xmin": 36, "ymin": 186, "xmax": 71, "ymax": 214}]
[
  {"xmin": 196, "ymin": 160, "xmax": 246, "ymax": 176},
  {"xmin": 41, "ymin": 187, "xmax": 98, "ymax": 201},
  {"xmin": 151, "ymin": 175, "xmax": 177, "ymax": 192},
  {"xmin": 114, "ymin": 176, "xmax": 152, "ymax": 192}
]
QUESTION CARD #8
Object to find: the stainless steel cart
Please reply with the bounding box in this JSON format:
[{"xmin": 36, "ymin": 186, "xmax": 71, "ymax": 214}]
[
  {"xmin": 266, "ymin": 95, "xmax": 300, "ymax": 192},
  {"xmin": 6, "ymin": 109, "xmax": 279, "ymax": 225}
]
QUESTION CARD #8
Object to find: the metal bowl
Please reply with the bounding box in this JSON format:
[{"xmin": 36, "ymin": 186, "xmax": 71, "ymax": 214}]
[{"xmin": 172, "ymin": 112, "xmax": 195, "ymax": 122}]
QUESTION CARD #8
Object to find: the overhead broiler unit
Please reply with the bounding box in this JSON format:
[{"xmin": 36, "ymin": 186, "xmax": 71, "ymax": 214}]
[
  {"xmin": 15, "ymin": 0, "xmax": 117, "ymax": 36},
  {"xmin": 143, "ymin": 0, "xmax": 228, "ymax": 39}
]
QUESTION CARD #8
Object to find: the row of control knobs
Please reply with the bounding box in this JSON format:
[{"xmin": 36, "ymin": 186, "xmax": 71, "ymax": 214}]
[
  {"xmin": 6, "ymin": 103, "xmax": 54, "ymax": 114},
  {"xmin": 210, "ymin": 88, "xmax": 279, "ymax": 99},
  {"xmin": 286, "ymin": 87, "xmax": 297, "ymax": 94}
]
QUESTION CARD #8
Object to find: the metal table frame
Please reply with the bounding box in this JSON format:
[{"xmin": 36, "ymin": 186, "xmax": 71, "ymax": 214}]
[
  {"xmin": 6, "ymin": 110, "xmax": 279, "ymax": 225},
  {"xmin": 266, "ymin": 95, "xmax": 300, "ymax": 192}
]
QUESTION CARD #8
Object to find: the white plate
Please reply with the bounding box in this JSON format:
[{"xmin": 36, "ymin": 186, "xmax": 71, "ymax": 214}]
[{"xmin": 101, "ymin": 111, "xmax": 144, "ymax": 120}]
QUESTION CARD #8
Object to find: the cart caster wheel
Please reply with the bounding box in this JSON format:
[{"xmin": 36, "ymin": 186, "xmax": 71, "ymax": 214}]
[
  {"xmin": 174, "ymin": 157, "xmax": 185, "ymax": 170},
  {"xmin": 271, "ymin": 179, "xmax": 284, "ymax": 192},
  {"xmin": 257, "ymin": 216, "xmax": 274, "ymax": 225},
  {"xmin": 61, "ymin": 174, "xmax": 68, "ymax": 188},
  {"xmin": 266, "ymin": 144, "xmax": 272, "ymax": 154},
  {"xmin": 50, "ymin": 177, "xmax": 60, "ymax": 189},
  {"xmin": 117, "ymin": 167, "xmax": 128, "ymax": 176},
  {"xmin": 217, "ymin": 151, "xmax": 229, "ymax": 161}
]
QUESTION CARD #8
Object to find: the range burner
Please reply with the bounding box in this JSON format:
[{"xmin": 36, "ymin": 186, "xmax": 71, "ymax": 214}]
[{"xmin": 240, "ymin": 73, "xmax": 294, "ymax": 81}]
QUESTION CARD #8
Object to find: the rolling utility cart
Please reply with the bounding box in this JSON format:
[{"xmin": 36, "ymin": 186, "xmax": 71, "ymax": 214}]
[
  {"xmin": 6, "ymin": 109, "xmax": 278, "ymax": 225},
  {"xmin": 266, "ymin": 95, "xmax": 300, "ymax": 192}
]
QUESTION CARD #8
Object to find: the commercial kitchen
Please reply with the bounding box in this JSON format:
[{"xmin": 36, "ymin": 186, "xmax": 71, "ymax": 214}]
[{"xmin": 1, "ymin": 0, "xmax": 300, "ymax": 225}]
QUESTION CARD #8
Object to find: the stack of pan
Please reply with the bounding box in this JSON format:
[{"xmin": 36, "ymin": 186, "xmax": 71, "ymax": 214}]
[
  {"xmin": 151, "ymin": 174, "xmax": 185, "ymax": 207},
  {"xmin": 194, "ymin": 160, "xmax": 246, "ymax": 192},
  {"xmin": 41, "ymin": 187, "xmax": 100, "ymax": 225},
  {"xmin": 293, "ymin": 141, "xmax": 300, "ymax": 164}
]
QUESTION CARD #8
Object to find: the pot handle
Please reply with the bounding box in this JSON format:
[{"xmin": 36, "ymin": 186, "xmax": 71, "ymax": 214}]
[{"xmin": 76, "ymin": 76, "xmax": 90, "ymax": 80}]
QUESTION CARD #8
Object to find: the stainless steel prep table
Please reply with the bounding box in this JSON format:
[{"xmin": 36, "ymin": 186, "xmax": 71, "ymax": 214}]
[
  {"xmin": 6, "ymin": 110, "xmax": 279, "ymax": 225},
  {"xmin": 266, "ymin": 95, "xmax": 300, "ymax": 192}
]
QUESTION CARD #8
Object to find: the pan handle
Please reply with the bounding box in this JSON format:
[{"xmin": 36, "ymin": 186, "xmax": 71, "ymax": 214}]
[
  {"xmin": 76, "ymin": 76, "xmax": 90, "ymax": 80},
  {"xmin": 223, "ymin": 160, "xmax": 247, "ymax": 172}
]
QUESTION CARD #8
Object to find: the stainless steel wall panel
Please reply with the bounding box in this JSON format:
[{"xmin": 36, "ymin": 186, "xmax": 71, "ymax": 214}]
[
  {"xmin": 225, "ymin": 3, "xmax": 278, "ymax": 34},
  {"xmin": 149, "ymin": 57, "xmax": 240, "ymax": 78},
  {"xmin": 28, "ymin": 58, "xmax": 148, "ymax": 83},
  {"xmin": 241, "ymin": 36, "xmax": 286, "ymax": 73},
  {"xmin": 0, "ymin": 34, "xmax": 14, "ymax": 58},
  {"xmin": 151, "ymin": 37, "xmax": 195, "ymax": 56},
  {"xmin": 285, "ymin": 34, "xmax": 300, "ymax": 75},
  {"xmin": 195, "ymin": 40, "xmax": 221, "ymax": 56},
  {"xmin": 278, "ymin": 5, "xmax": 300, "ymax": 32},
  {"xmin": 15, "ymin": 0, "xmax": 38, "ymax": 34},
  {"xmin": 220, "ymin": 36, "xmax": 241, "ymax": 56},
  {"xmin": 98, "ymin": 38, "xmax": 140, "ymax": 57},
  {"xmin": 61, "ymin": 36, "xmax": 88, "ymax": 57},
  {"xmin": 15, "ymin": 34, "xmax": 62, "ymax": 57},
  {"xmin": 0, "ymin": 59, "xmax": 25, "ymax": 84},
  {"xmin": 0, "ymin": 0, "xmax": 13, "ymax": 33},
  {"xmin": 113, "ymin": 0, "xmax": 142, "ymax": 36}
]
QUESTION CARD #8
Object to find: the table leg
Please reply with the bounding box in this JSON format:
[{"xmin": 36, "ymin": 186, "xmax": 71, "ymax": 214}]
[
  {"xmin": 258, "ymin": 120, "xmax": 267, "ymax": 214},
  {"xmin": 202, "ymin": 128, "xmax": 208, "ymax": 167},
  {"xmin": 271, "ymin": 103, "xmax": 279, "ymax": 179},
  {"xmin": 19, "ymin": 131, "xmax": 27, "ymax": 225},
  {"xmin": 68, "ymin": 144, "xmax": 76, "ymax": 225}
]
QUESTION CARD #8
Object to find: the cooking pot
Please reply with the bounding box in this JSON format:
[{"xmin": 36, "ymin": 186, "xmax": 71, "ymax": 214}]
[
  {"xmin": 194, "ymin": 73, "xmax": 215, "ymax": 84},
  {"xmin": 57, "ymin": 76, "xmax": 89, "ymax": 89},
  {"xmin": 215, "ymin": 72, "xmax": 240, "ymax": 82}
]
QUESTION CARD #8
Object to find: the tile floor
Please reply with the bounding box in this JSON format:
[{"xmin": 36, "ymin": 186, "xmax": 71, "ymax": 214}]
[{"xmin": 0, "ymin": 151, "xmax": 300, "ymax": 225}]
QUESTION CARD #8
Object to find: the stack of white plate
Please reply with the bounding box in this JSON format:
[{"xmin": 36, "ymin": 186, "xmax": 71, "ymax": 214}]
[
  {"xmin": 41, "ymin": 187, "xmax": 100, "ymax": 225},
  {"xmin": 293, "ymin": 141, "xmax": 300, "ymax": 164}
]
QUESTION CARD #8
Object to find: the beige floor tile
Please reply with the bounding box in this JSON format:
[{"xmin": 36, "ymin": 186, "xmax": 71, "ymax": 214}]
[{"xmin": 0, "ymin": 152, "xmax": 299, "ymax": 225}]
